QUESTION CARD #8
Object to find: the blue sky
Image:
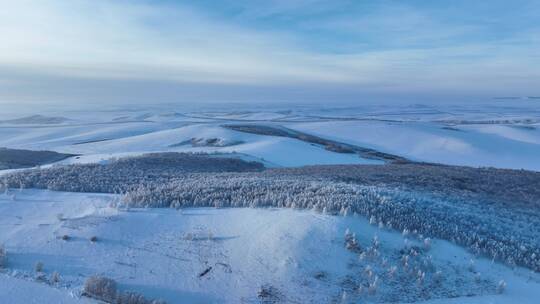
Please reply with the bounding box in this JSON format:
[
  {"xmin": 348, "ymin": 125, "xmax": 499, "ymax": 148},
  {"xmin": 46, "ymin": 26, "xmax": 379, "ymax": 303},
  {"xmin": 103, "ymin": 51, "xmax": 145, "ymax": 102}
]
[{"xmin": 0, "ymin": 0, "xmax": 539, "ymax": 105}]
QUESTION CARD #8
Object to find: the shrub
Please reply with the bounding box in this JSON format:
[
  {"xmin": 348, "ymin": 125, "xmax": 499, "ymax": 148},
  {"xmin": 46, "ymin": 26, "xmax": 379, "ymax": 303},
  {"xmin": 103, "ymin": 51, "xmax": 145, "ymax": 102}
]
[
  {"xmin": 35, "ymin": 261, "xmax": 44, "ymax": 272},
  {"xmin": 82, "ymin": 276, "xmax": 166, "ymax": 304},
  {"xmin": 423, "ymin": 238, "xmax": 431, "ymax": 251},
  {"xmin": 257, "ymin": 285, "xmax": 282, "ymax": 302},
  {"xmin": 496, "ymin": 280, "xmax": 507, "ymax": 294},
  {"xmin": 116, "ymin": 292, "xmax": 167, "ymax": 304},
  {"xmin": 50, "ymin": 271, "xmax": 60, "ymax": 284},
  {"xmin": 35, "ymin": 272, "xmax": 47, "ymax": 281},
  {"xmin": 116, "ymin": 292, "xmax": 149, "ymax": 304},
  {"xmin": 0, "ymin": 245, "xmax": 6, "ymax": 268},
  {"xmin": 83, "ymin": 276, "xmax": 117, "ymax": 302}
]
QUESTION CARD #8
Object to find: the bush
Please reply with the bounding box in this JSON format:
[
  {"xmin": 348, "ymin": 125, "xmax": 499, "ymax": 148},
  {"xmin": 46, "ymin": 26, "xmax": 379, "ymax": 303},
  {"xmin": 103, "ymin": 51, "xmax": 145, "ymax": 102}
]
[
  {"xmin": 0, "ymin": 245, "xmax": 6, "ymax": 268},
  {"xmin": 496, "ymin": 280, "xmax": 507, "ymax": 294},
  {"xmin": 257, "ymin": 285, "xmax": 283, "ymax": 302},
  {"xmin": 35, "ymin": 261, "xmax": 44, "ymax": 272},
  {"xmin": 116, "ymin": 292, "xmax": 167, "ymax": 304},
  {"xmin": 116, "ymin": 292, "xmax": 149, "ymax": 304},
  {"xmin": 82, "ymin": 276, "xmax": 166, "ymax": 304},
  {"xmin": 50, "ymin": 271, "xmax": 60, "ymax": 284},
  {"xmin": 83, "ymin": 276, "xmax": 117, "ymax": 303}
]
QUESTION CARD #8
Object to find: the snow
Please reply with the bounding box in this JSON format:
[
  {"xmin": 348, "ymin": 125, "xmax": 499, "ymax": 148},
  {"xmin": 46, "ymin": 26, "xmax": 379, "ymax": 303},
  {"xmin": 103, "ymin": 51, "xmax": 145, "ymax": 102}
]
[
  {"xmin": 1, "ymin": 104, "xmax": 539, "ymax": 169},
  {"xmin": 287, "ymin": 120, "xmax": 540, "ymax": 171},
  {"xmin": 1, "ymin": 189, "xmax": 539, "ymax": 303},
  {"xmin": 0, "ymin": 115, "xmax": 71, "ymax": 125},
  {"xmin": 186, "ymin": 111, "xmax": 291, "ymax": 121},
  {"xmin": 461, "ymin": 124, "xmax": 540, "ymax": 145},
  {"xmin": 1, "ymin": 105, "xmax": 539, "ymax": 302},
  {"xmin": 0, "ymin": 121, "xmax": 175, "ymax": 151},
  {"xmin": 0, "ymin": 275, "xmax": 93, "ymax": 304},
  {"xmin": 0, "ymin": 122, "xmax": 379, "ymax": 168}
]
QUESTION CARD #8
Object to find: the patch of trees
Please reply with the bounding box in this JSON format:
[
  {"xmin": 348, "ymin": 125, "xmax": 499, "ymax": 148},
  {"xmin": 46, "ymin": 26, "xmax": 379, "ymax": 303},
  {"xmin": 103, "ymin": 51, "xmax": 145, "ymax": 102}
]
[
  {"xmin": 223, "ymin": 124, "xmax": 408, "ymax": 162},
  {"xmin": 2, "ymin": 153, "xmax": 539, "ymax": 272},
  {"xmin": 0, "ymin": 147, "xmax": 75, "ymax": 170}
]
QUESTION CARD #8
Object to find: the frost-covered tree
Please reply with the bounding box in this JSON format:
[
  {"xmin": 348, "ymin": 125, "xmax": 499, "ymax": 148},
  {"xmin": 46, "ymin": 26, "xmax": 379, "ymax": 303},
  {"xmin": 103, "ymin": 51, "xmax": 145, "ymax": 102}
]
[
  {"xmin": 35, "ymin": 261, "xmax": 44, "ymax": 272},
  {"xmin": 2, "ymin": 152, "xmax": 540, "ymax": 271},
  {"xmin": 83, "ymin": 276, "xmax": 117, "ymax": 302},
  {"xmin": 496, "ymin": 280, "xmax": 507, "ymax": 294},
  {"xmin": 50, "ymin": 271, "xmax": 60, "ymax": 284}
]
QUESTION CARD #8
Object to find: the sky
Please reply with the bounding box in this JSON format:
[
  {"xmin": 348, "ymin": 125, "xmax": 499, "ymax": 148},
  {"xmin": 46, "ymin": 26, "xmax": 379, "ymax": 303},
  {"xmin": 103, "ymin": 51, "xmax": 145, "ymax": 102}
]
[{"xmin": 0, "ymin": 0, "xmax": 539, "ymax": 106}]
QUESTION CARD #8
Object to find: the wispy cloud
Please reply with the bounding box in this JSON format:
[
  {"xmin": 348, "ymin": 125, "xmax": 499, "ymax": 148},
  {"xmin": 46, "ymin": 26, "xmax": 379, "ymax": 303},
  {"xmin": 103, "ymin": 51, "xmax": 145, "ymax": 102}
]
[
  {"xmin": 0, "ymin": 1, "xmax": 317, "ymax": 83},
  {"xmin": 0, "ymin": 0, "xmax": 538, "ymax": 105}
]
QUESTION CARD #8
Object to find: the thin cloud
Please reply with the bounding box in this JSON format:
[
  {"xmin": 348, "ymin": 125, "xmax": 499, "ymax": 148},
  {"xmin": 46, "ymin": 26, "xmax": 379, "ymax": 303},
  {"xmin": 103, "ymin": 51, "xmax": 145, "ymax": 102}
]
[{"xmin": 0, "ymin": 0, "xmax": 538, "ymax": 105}]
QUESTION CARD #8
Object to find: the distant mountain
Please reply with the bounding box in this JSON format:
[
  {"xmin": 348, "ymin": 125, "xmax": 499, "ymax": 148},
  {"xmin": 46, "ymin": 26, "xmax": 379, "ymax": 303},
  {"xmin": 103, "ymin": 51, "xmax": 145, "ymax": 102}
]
[
  {"xmin": 492, "ymin": 96, "xmax": 540, "ymax": 100},
  {"xmin": 492, "ymin": 96, "xmax": 522, "ymax": 100},
  {"xmin": 0, "ymin": 115, "xmax": 70, "ymax": 125}
]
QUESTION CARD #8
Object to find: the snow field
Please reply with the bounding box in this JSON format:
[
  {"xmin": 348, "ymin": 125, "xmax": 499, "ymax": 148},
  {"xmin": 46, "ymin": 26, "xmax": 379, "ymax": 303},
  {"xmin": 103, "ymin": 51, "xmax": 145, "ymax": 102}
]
[
  {"xmin": 1, "ymin": 190, "xmax": 539, "ymax": 303},
  {"xmin": 287, "ymin": 120, "xmax": 540, "ymax": 170}
]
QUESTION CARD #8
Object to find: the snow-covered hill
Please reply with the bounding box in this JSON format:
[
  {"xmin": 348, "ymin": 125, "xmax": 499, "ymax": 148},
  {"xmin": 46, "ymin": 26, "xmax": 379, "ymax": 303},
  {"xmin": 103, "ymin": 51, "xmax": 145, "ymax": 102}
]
[
  {"xmin": 1, "ymin": 190, "xmax": 539, "ymax": 303},
  {"xmin": 0, "ymin": 104, "xmax": 539, "ymax": 303},
  {"xmin": 0, "ymin": 103, "xmax": 539, "ymax": 170},
  {"xmin": 286, "ymin": 120, "xmax": 540, "ymax": 170}
]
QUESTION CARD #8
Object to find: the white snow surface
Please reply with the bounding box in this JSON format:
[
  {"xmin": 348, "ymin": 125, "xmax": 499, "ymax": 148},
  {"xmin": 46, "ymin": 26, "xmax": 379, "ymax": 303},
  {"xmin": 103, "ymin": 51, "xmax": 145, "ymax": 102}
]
[
  {"xmin": 1, "ymin": 104, "xmax": 539, "ymax": 170},
  {"xmin": 0, "ymin": 121, "xmax": 379, "ymax": 167},
  {"xmin": 1, "ymin": 105, "xmax": 539, "ymax": 302},
  {"xmin": 1, "ymin": 190, "xmax": 539, "ymax": 303},
  {"xmin": 287, "ymin": 120, "xmax": 540, "ymax": 170}
]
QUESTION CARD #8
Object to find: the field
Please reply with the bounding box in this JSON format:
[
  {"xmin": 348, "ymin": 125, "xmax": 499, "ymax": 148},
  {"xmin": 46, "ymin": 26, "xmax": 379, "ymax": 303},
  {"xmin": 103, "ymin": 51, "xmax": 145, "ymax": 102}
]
[{"xmin": 0, "ymin": 102, "xmax": 539, "ymax": 303}]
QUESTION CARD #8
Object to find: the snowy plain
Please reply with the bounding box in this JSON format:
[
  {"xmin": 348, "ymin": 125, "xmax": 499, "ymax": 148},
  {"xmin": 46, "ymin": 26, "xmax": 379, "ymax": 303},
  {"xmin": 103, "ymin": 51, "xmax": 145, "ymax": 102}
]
[{"xmin": 1, "ymin": 101, "xmax": 540, "ymax": 303}]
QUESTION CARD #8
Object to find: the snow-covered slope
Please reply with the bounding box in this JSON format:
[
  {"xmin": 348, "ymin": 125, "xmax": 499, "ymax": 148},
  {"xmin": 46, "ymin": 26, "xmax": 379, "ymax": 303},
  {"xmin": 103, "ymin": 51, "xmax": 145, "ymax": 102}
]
[
  {"xmin": 0, "ymin": 122, "xmax": 380, "ymax": 167},
  {"xmin": 0, "ymin": 275, "xmax": 94, "ymax": 304},
  {"xmin": 61, "ymin": 123, "xmax": 379, "ymax": 167},
  {"xmin": 1, "ymin": 104, "xmax": 539, "ymax": 170},
  {"xmin": 1, "ymin": 104, "xmax": 538, "ymax": 303},
  {"xmin": 287, "ymin": 121, "xmax": 540, "ymax": 170},
  {"xmin": 1, "ymin": 189, "xmax": 538, "ymax": 303}
]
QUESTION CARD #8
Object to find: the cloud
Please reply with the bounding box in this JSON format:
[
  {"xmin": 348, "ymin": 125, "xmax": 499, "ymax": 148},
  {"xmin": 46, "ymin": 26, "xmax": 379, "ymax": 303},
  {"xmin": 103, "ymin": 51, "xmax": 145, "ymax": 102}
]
[
  {"xmin": 0, "ymin": 0, "xmax": 369, "ymax": 85},
  {"xmin": 0, "ymin": 0, "xmax": 538, "ymax": 105}
]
